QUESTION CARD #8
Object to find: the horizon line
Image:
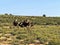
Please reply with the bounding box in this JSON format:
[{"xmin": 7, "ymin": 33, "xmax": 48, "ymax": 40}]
[{"xmin": 0, "ymin": 13, "xmax": 60, "ymax": 17}]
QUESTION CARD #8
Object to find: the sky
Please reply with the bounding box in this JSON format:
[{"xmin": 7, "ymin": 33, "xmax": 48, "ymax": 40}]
[{"xmin": 0, "ymin": 0, "xmax": 60, "ymax": 16}]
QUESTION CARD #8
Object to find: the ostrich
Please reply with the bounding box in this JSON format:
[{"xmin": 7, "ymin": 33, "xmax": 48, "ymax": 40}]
[
  {"xmin": 13, "ymin": 19, "xmax": 18, "ymax": 26},
  {"xmin": 13, "ymin": 19, "xmax": 34, "ymax": 40},
  {"xmin": 18, "ymin": 19, "xmax": 33, "ymax": 27},
  {"xmin": 18, "ymin": 19, "xmax": 34, "ymax": 40},
  {"xmin": 13, "ymin": 19, "xmax": 34, "ymax": 27}
]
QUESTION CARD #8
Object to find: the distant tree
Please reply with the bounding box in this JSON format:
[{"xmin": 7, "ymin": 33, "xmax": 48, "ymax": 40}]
[
  {"xmin": 5, "ymin": 13, "xmax": 8, "ymax": 15},
  {"xmin": 9, "ymin": 14, "xmax": 12, "ymax": 15},
  {"xmin": 43, "ymin": 14, "xmax": 46, "ymax": 17}
]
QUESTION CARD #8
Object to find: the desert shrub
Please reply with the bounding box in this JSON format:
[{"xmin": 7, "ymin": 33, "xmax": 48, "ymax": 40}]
[
  {"xmin": 10, "ymin": 32, "xmax": 16, "ymax": 36},
  {"xmin": 16, "ymin": 36, "xmax": 21, "ymax": 40},
  {"xmin": 16, "ymin": 35, "xmax": 27, "ymax": 40}
]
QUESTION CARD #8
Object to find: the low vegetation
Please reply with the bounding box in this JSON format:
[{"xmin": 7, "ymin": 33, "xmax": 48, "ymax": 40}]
[{"xmin": 0, "ymin": 14, "xmax": 60, "ymax": 45}]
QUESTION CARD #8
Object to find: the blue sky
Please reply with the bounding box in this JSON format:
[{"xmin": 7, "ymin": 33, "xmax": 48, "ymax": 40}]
[{"xmin": 0, "ymin": 0, "xmax": 60, "ymax": 16}]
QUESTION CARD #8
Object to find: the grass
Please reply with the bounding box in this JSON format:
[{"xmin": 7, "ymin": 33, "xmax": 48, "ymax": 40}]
[
  {"xmin": 0, "ymin": 15, "xmax": 60, "ymax": 45},
  {"xmin": 0, "ymin": 24, "xmax": 60, "ymax": 45}
]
